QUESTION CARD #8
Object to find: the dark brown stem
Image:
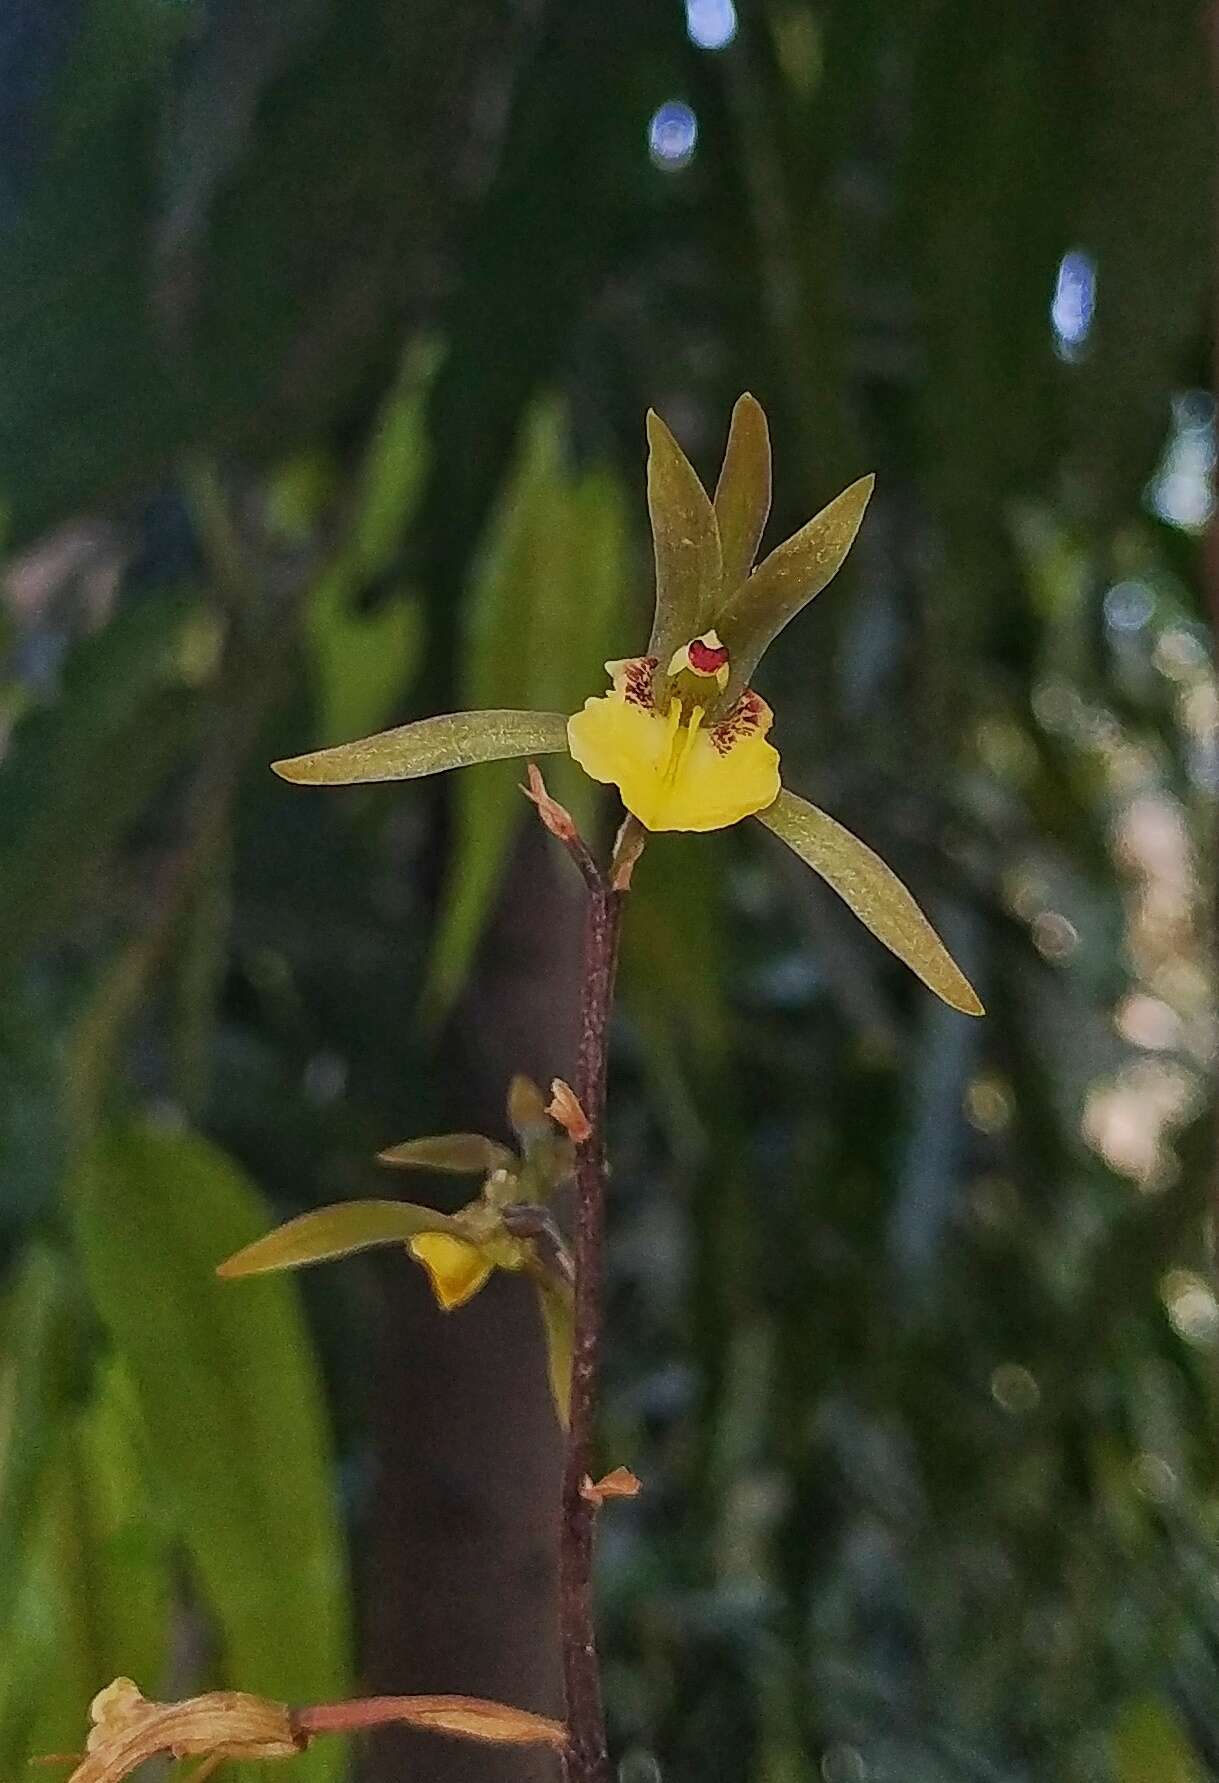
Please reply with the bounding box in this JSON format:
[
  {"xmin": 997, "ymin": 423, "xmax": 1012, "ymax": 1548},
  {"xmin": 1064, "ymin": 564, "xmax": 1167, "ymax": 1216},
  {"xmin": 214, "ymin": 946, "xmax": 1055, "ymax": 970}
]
[{"xmin": 558, "ymin": 864, "xmax": 623, "ymax": 1783}]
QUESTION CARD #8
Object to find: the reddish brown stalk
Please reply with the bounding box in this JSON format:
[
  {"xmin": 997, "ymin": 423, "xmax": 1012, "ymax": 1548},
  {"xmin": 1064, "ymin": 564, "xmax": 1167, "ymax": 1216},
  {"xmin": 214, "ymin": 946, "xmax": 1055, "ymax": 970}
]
[
  {"xmin": 525, "ymin": 769, "xmax": 634, "ymax": 1782},
  {"xmin": 558, "ymin": 865, "xmax": 622, "ymax": 1783}
]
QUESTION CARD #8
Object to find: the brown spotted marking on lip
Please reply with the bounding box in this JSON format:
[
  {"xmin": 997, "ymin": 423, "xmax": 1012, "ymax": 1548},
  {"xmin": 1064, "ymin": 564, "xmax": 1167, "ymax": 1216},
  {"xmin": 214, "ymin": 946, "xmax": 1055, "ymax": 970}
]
[
  {"xmin": 711, "ymin": 688, "xmax": 769, "ymax": 754},
  {"xmin": 621, "ymin": 657, "xmax": 658, "ymax": 708}
]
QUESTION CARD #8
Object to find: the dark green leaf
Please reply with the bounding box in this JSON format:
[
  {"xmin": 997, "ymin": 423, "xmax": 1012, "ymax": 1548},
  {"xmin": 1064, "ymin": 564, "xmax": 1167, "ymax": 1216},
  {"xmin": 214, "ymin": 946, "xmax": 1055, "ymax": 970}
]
[
  {"xmin": 1112, "ymin": 1697, "xmax": 1205, "ymax": 1783},
  {"xmin": 0, "ymin": 594, "xmax": 208, "ymax": 974},
  {"xmin": 0, "ymin": 1246, "xmax": 83, "ymax": 1632},
  {"xmin": 424, "ymin": 403, "xmax": 629, "ymax": 1018}
]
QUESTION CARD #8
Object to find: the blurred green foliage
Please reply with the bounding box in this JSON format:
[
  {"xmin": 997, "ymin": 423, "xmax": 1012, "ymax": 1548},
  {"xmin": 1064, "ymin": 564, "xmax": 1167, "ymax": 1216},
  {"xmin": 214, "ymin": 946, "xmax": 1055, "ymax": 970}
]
[{"xmin": 0, "ymin": 2, "xmax": 1215, "ymax": 1782}]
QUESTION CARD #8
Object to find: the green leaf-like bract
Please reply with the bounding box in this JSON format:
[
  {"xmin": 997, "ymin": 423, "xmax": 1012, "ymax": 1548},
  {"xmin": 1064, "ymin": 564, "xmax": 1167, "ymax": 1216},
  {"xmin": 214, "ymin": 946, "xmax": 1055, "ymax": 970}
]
[
  {"xmin": 273, "ymin": 709, "xmax": 569, "ymax": 786},
  {"xmin": 532, "ymin": 1274, "xmax": 574, "ymax": 1428},
  {"xmin": 755, "ymin": 790, "xmax": 983, "ymax": 1016},
  {"xmin": 217, "ymin": 1200, "xmax": 460, "ymax": 1276},
  {"xmin": 716, "ymin": 473, "xmax": 875, "ymax": 703},
  {"xmin": 423, "ymin": 405, "xmax": 629, "ymax": 1020},
  {"xmin": 377, "ymin": 1134, "xmax": 515, "ymax": 1174},
  {"xmin": 713, "ymin": 393, "xmax": 772, "ymax": 599},
  {"xmin": 645, "ymin": 410, "xmax": 723, "ymax": 666}
]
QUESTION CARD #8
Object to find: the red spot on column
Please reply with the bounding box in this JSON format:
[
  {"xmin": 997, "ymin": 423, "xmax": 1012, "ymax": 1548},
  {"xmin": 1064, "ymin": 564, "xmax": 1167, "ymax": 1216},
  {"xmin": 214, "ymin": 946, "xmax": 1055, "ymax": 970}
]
[{"xmin": 688, "ymin": 638, "xmax": 729, "ymax": 675}]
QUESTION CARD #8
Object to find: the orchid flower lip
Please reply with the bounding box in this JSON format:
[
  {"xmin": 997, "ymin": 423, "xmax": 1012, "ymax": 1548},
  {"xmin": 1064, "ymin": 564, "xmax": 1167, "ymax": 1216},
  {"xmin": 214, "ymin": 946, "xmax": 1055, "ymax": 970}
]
[{"xmin": 566, "ymin": 648, "xmax": 781, "ymax": 833}]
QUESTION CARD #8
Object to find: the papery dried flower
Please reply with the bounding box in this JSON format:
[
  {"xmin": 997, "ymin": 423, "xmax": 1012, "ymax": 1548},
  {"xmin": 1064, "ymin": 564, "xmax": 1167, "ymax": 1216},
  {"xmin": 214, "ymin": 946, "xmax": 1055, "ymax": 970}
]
[{"xmin": 70, "ymin": 1678, "xmax": 303, "ymax": 1783}]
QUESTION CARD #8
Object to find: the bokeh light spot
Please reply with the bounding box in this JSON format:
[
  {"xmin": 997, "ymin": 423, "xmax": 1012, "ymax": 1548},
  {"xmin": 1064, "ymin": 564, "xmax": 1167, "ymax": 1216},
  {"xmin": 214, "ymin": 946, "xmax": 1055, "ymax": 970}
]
[
  {"xmin": 1103, "ymin": 580, "xmax": 1155, "ymax": 635},
  {"xmin": 965, "ymin": 1075, "xmax": 1014, "ymax": 1135},
  {"xmin": 1147, "ymin": 390, "xmax": 1216, "ymax": 531},
  {"xmin": 1031, "ymin": 911, "xmax": 1079, "ymax": 962},
  {"xmin": 820, "ymin": 1746, "xmax": 866, "ymax": 1783},
  {"xmin": 990, "ymin": 1363, "xmax": 1041, "ymax": 1415},
  {"xmin": 1130, "ymin": 1452, "xmax": 1178, "ymax": 1503},
  {"xmin": 1161, "ymin": 1269, "xmax": 1219, "ymax": 1347},
  {"xmin": 686, "ymin": 0, "xmax": 738, "ymax": 50},
  {"xmin": 648, "ymin": 101, "xmax": 698, "ymax": 169},
  {"xmin": 1050, "ymin": 249, "xmax": 1095, "ymax": 360}
]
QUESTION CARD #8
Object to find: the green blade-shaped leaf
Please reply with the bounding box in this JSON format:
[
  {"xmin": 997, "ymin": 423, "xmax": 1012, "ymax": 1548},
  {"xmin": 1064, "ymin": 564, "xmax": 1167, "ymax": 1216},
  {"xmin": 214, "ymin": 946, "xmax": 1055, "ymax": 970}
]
[
  {"xmin": 645, "ymin": 410, "xmax": 723, "ymax": 665},
  {"xmin": 70, "ymin": 1120, "xmax": 351, "ymax": 1781},
  {"xmin": 713, "ymin": 393, "xmax": 772, "ymax": 598},
  {"xmin": 716, "ymin": 474, "xmax": 875, "ymax": 701},
  {"xmin": 273, "ymin": 709, "xmax": 569, "ymax": 786},
  {"xmin": 0, "ymin": 592, "xmax": 206, "ymax": 975},
  {"xmin": 300, "ymin": 338, "xmax": 437, "ymax": 747},
  {"xmin": 533, "ymin": 1274, "xmax": 574, "ymax": 1428},
  {"xmin": 377, "ymin": 1134, "xmax": 515, "ymax": 1174},
  {"xmin": 1113, "ymin": 1697, "xmax": 1205, "ymax": 1783},
  {"xmin": 0, "ymin": 1246, "xmax": 83, "ymax": 1633},
  {"xmin": 423, "ymin": 405, "xmax": 630, "ymax": 1020},
  {"xmin": 218, "ymin": 1200, "xmax": 461, "ymax": 1276},
  {"xmin": 0, "ymin": 1446, "xmax": 96, "ymax": 1779},
  {"xmin": 755, "ymin": 790, "xmax": 984, "ymax": 1016},
  {"xmin": 5, "ymin": 1358, "xmax": 175, "ymax": 1777}
]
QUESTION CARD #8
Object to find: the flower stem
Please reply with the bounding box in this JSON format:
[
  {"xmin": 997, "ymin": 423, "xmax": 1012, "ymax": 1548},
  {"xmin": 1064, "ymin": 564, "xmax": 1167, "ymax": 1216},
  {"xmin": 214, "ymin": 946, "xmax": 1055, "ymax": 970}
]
[{"xmin": 559, "ymin": 862, "xmax": 623, "ymax": 1783}]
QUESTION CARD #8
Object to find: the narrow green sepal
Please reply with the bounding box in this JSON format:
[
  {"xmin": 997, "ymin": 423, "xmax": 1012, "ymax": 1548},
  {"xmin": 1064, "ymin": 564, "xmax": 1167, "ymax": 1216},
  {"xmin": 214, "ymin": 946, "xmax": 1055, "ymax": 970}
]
[
  {"xmin": 716, "ymin": 473, "xmax": 875, "ymax": 702},
  {"xmin": 754, "ymin": 789, "xmax": 984, "ymax": 1017},
  {"xmin": 273, "ymin": 709, "xmax": 570, "ymax": 786},
  {"xmin": 532, "ymin": 1272, "xmax": 574, "ymax": 1428},
  {"xmin": 377, "ymin": 1133, "xmax": 515, "ymax": 1173},
  {"xmin": 644, "ymin": 410, "xmax": 723, "ymax": 667},
  {"xmin": 217, "ymin": 1200, "xmax": 461, "ymax": 1277},
  {"xmin": 713, "ymin": 393, "xmax": 772, "ymax": 598},
  {"xmin": 506, "ymin": 1073, "xmax": 550, "ymax": 1141}
]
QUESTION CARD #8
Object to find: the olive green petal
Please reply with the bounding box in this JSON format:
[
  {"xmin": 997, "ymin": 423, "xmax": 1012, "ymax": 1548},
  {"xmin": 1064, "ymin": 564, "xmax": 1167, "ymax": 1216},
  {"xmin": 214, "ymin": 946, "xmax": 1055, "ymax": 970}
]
[
  {"xmin": 377, "ymin": 1134, "xmax": 516, "ymax": 1173},
  {"xmin": 713, "ymin": 392, "xmax": 772, "ymax": 598},
  {"xmin": 273, "ymin": 709, "xmax": 570, "ymax": 785},
  {"xmin": 716, "ymin": 473, "xmax": 875, "ymax": 703},
  {"xmin": 755, "ymin": 790, "xmax": 984, "ymax": 1016},
  {"xmin": 217, "ymin": 1200, "xmax": 462, "ymax": 1277},
  {"xmin": 644, "ymin": 409, "xmax": 723, "ymax": 665}
]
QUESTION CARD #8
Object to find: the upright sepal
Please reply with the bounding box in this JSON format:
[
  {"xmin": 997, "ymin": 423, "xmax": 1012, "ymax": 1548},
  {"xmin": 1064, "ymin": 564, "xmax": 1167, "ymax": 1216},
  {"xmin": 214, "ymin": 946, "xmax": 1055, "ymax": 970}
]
[
  {"xmin": 716, "ymin": 473, "xmax": 875, "ymax": 701},
  {"xmin": 644, "ymin": 411, "xmax": 723, "ymax": 666},
  {"xmin": 713, "ymin": 393, "xmax": 772, "ymax": 598},
  {"xmin": 272, "ymin": 710, "xmax": 569, "ymax": 786},
  {"xmin": 217, "ymin": 1201, "xmax": 461, "ymax": 1277},
  {"xmin": 755, "ymin": 790, "xmax": 984, "ymax": 1016},
  {"xmin": 506, "ymin": 1074, "xmax": 550, "ymax": 1146},
  {"xmin": 377, "ymin": 1134, "xmax": 515, "ymax": 1174}
]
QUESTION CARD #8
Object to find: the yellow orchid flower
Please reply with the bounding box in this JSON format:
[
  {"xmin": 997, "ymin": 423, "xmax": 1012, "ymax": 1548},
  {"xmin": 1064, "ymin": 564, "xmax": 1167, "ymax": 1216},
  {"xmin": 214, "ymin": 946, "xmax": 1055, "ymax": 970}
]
[
  {"xmin": 566, "ymin": 638, "xmax": 780, "ymax": 832},
  {"xmin": 406, "ymin": 1232, "xmax": 496, "ymax": 1310},
  {"xmin": 273, "ymin": 396, "xmax": 982, "ymax": 1016},
  {"xmin": 218, "ymin": 1077, "xmax": 577, "ymax": 1421}
]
